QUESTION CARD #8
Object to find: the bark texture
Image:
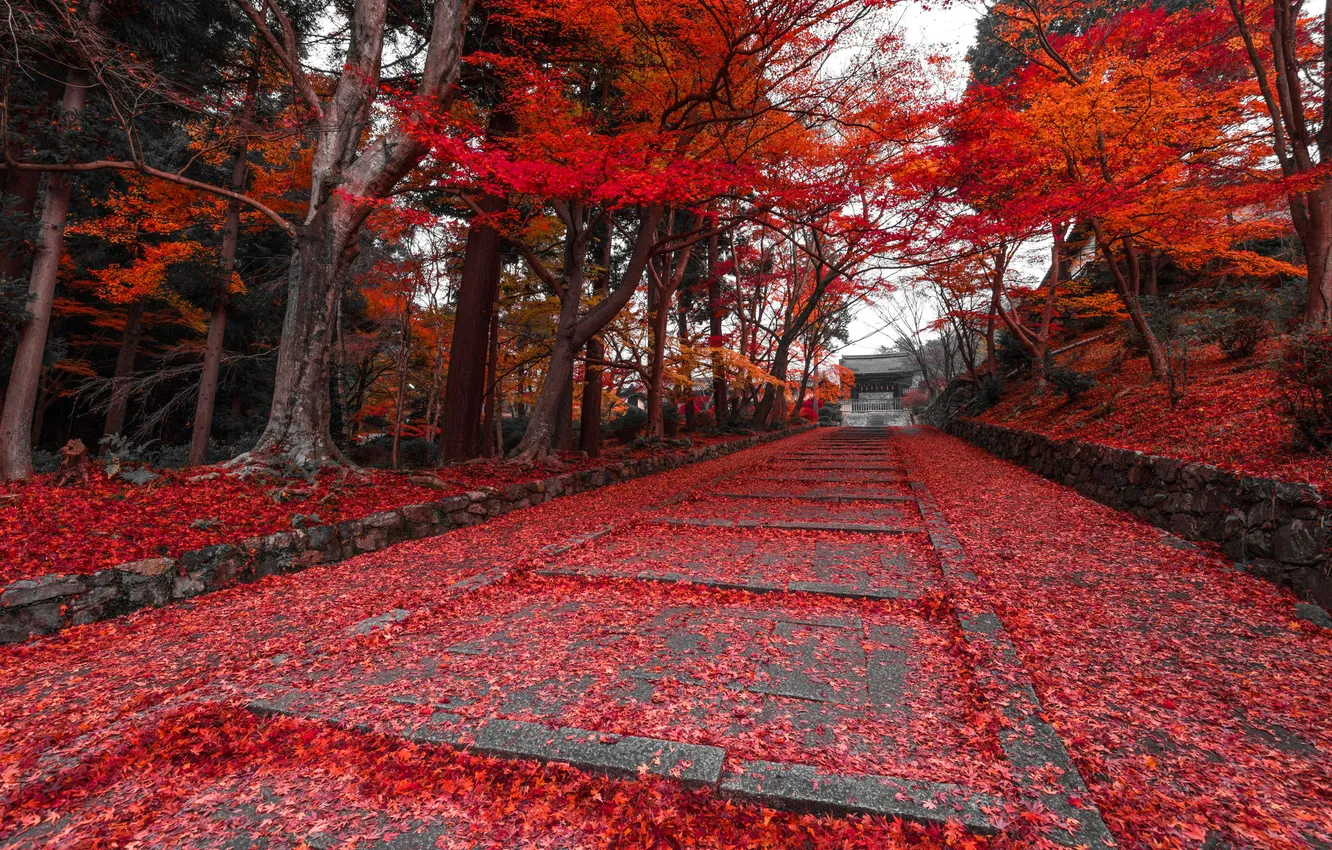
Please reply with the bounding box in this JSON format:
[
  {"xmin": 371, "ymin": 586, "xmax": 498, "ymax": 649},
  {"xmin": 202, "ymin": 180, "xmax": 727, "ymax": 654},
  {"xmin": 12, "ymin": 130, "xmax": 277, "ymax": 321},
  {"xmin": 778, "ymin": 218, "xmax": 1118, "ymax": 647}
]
[
  {"xmin": 439, "ymin": 192, "xmax": 507, "ymax": 461},
  {"xmin": 101, "ymin": 299, "xmax": 146, "ymax": 443},
  {"xmin": 0, "ymin": 28, "xmax": 96, "ymax": 480}
]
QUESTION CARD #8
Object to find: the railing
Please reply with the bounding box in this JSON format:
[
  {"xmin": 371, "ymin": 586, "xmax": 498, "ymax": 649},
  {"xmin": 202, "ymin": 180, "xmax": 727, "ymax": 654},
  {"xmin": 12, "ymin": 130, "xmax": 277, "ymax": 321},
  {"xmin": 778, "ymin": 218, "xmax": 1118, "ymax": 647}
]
[{"xmin": 848, "ymin": 398, "xmax": 903, "ymax": 412}]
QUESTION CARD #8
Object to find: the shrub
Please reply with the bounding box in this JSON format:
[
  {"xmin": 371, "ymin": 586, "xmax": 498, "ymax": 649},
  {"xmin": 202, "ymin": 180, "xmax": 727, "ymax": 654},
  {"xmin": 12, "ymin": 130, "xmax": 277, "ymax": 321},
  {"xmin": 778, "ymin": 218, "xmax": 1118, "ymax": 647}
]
[
  {"xmin": 901, "ymin": 387, "xmax": 929, "ymax": 409},
  {"xmin": 1279, "ymin": 328, "xmax": 1332, "ymax": 451},
  {"xmin": 996, "ymin": 329, "xmax": 1032, "ymax": 373},
  {"xmin": 972, "ymin": 375, "xmax": 1004, "ymax": 412},
  {"xmin": 1047, "ymin": 367, "xmax": 1097, "ymax": 401},
  {"xmin": 610, "ymin": 407, "xmax": 648, "ymax": 442},
  {"xmin": 661, "ymin": 403, "xmax": 680, "ymax": 438},
  {"xmin": 1217, "ymin": 314, "xmax": 1266, "ymax": 359},
  {"xmin": 349, "ymin": 434, "xmax": 436, "ymax": 468},
  {"xmin": 501, "ymin": 415, "xmax": 529, "ymax": 454},
  {"xmin": 818, "ymin": 404, "xmax": 842, "ymax": 425}
]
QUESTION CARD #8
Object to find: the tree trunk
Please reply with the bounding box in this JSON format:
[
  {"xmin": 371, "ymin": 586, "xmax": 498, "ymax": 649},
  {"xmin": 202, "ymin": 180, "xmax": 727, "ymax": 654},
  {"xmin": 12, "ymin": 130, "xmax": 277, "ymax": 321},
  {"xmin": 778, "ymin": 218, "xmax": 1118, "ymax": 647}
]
[
  {"xmin": 707, "ymin": 230, "xmax": 727, "ymax": 426},
  {"xmin": 0, "ymin": 33, "xmax": 96, "ymax": 480},
  {"xmin": 553, "ymin": 368, "xmax": 575, "ymax": 451},
  {"xmin": 753, "ymin": 343, "xmax": 790, "ymax": 427},
  {"xmin": 245, "ymin": 214, "xmax": 348, "ymax": 468},
  {"xmin": 578, "ymin": 221, "xmax": 611, "ymax": 457},
  {"xmin": 188, "ymin": 68, "xmax": 256, "ymax": 466},
  {"xmin": 645, "ymin": 282, "xmax": 671, "ymax": 438},
  {"xmin": 1295, "ymin": 189, "xmax": 1332, "ymax": 324},
  {"xmin": 984, "ymin": 304, "xmax": 997, "ymax": 377},
  {"xmin": 481, "ymin": 304, "xmax": 500, "ymax": 457},
  {"xmin": 512, "ymin": 227, "xmax": 587, "ymax": 462},
  {"xmin": 391, "ymin": 297, "xmax": 412, "ymax": 469},
  {"xmin": 515, "ymin": 305, "xmax": 579, "ymax": 461},
  {"xmin": 678, "ymin": 286, "xmax": 696, "ymax": 432},
  {"xmin": 1094, "ymin": 224, "xmax": 1169, "ymax": 380},
  {"xmin": 512, "ymin": 205, "xmax": 662, "ymax": 463},
  {"xmin": 101, "ymin": 299, "xmax": 146, "ymax": 443},
  {"xmin": 439, "ymin": 190, "xmax": 507, "ymax": 461},
  {"xmin": 232, "ymin": 0, "xmax": 473, "ymax": 470}
]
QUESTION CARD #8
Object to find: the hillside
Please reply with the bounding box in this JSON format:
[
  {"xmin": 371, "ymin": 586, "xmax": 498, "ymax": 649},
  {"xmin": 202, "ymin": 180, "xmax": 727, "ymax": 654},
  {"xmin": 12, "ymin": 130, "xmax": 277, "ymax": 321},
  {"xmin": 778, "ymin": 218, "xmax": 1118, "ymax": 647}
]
[{"xmin": 973, "ymin": 332, "xmax": 1332, "ymax": 495}]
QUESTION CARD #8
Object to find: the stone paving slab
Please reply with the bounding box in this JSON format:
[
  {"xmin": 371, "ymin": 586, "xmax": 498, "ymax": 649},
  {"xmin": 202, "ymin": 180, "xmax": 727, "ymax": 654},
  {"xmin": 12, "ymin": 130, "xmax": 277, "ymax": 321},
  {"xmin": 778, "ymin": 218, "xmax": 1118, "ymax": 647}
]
[
  {"xmin": 710, "ymin": 490, "xmax": 917, "ymax": 503},
  {"xmin": 246, "ymin": 580, "xmax": 991, "ymax": 794},
  {"xmin": 654, "ymin": 517, "xmax": 924, "ymax": 534},
  {"xmin": 907, "ymin": 464, "xmax": 1115, "ymax": 849},
  {"xmin": 224, "ymin": 429, "xmax": 1116, "ymax": 846},
  {"xmin": 658, "ymin": 495, "xmax": 919, "ymax": 526},
  {"xmin": 746, "ymin": 472, "xmax": 910, "ymax": 485},
  {"xmin": 248, "ymin": 695, "xmax": 1003, "ymax": 832},
  {"xmin": 719, "ymin": 760, "xmax": 1001, "ymax": 833},
  {"xmin": 538, "ymin": 527, "xmax": 938, "ymax": 600}
]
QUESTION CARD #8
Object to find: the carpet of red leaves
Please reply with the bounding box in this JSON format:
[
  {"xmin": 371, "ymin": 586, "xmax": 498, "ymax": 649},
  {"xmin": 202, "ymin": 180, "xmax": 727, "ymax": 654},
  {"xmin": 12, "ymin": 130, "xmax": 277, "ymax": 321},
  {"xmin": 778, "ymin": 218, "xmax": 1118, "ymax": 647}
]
[
  {"xmin": 4, "ymin": 427, "xmax": 1328, "ymax": 848},
  {"xmin": 3, "ymin": 431, "xmax": 981, "ymax": 850},
  {"xmin": 900, "ymin": 427, "xmax": 1332, "ymax": 850},
  {"xmin": 264, "ymin": 574, "xmax": 1005, "ymax": 794},
  {"xmin": 977, "ymin": 337, "xmax": 1332, "ymax": 494},
  {"xmin": 0, "ymin": 435, "xmax": 748, "ymax": 587}
]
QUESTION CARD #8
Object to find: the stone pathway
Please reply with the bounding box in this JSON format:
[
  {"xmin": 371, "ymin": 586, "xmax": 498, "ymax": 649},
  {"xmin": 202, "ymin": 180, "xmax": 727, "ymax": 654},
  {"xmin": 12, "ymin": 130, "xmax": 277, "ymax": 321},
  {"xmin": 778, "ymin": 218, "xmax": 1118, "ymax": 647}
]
[
  {"xmin": 14, "ymin": 427, "xmax": 1325, "ymax": 848},
  {"xmin": 246, "ymin": 429, "xmax": 1112, "ymax": 847}
]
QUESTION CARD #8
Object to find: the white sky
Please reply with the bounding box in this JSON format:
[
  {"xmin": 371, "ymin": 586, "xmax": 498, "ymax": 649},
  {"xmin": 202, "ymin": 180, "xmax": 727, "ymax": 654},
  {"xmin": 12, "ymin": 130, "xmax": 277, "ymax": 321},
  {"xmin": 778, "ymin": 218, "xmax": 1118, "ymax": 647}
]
[{"xmin": 838, "ymin": 1, "xmax": 984, "ymax": 356}]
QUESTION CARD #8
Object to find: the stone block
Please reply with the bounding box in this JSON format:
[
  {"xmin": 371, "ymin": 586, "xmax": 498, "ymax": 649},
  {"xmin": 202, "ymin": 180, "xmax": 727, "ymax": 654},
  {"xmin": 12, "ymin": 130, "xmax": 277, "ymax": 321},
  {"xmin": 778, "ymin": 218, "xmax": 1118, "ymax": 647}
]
[
  {"xmin": 471, "ymin": 718, "xmax": 726, "ymax": 787},
  {"xmin": 122, "ymin": 572, "xmax": 171, "ymax": 607},
  {"xmin": 1168, "ymin": 514, "xmax": 1199, "ymax": 539},
  {"xmin": 436, "ymin": 496, "xmax": 469, "ymax": 512},
  {"xmin": 119, "ymin": 557, "xmax": 176, "ymax": 577},
  {"xmin": 1272, "ymin": 520, "xmax": 1325, "ymax": 565},
  {"xmin": 21, "ymin": 602, "xmax": 66, "ymax": 633},
  {"xmin": 1, "ymin": 575, "xmax": 88, "ymax": 607},
  {"xmin": 172, "ymin": 573, "xmax": 207, "ymax": 600},
  {"xmin": 1294, "ymin": 602, "xmax": 1332, "ymax": 629},
  {"xmin": 400, "ymin": 503, "xmax": 434, "ymax": 525},
  {"xmin": 719, "ymin": 760, "xmax": 999, "ymax": 834},
  {"xmin": 502, "ymin": 482, "xmax": 527, "ymax": 500},
  {"xmin": 305, "ymin": 524, "xmax": 338, "ymax": 550}
]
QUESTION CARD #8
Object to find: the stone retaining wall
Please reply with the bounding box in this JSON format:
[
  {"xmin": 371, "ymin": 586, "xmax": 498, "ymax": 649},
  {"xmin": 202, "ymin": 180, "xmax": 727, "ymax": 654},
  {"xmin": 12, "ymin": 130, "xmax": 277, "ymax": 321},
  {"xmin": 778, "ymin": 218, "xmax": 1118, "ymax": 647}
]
[
  {"xmin": 0, "ymin": 425, "xmax": 815, "ymax": 644},
  {"xmin": 946, "ymin": 419, "xmax": 1331, "ymax": 609}
]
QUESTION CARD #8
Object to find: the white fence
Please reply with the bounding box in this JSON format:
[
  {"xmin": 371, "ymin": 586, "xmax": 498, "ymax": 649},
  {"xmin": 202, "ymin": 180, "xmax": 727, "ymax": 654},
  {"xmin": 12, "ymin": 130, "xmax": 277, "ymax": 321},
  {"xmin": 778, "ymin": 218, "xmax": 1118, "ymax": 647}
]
[{"xmin": 849, "ymin": 398, "xmax": 903, "ymax": 412}]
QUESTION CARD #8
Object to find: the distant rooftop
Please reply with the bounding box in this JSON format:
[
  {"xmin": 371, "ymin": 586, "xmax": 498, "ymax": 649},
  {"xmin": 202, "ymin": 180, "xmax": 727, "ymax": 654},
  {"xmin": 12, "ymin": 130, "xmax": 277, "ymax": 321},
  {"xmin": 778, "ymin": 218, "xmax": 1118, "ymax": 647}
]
[{"xmin": 838, "ymin": 352, "xmax": 917, "ymax": 374}]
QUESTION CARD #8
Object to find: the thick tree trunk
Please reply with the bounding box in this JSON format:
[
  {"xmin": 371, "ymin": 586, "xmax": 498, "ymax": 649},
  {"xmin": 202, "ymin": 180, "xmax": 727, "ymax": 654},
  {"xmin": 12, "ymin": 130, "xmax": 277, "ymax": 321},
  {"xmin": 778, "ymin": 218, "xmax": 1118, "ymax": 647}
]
[
  {"xmin": 553, "ymin": 369, "xmax": 575, "ymax": 451},
  {"xmin": 439, "ymin": 191, "xmax": 506, "ymax": 461},
  {"xmin": 229, "ymin": 0, "xmax": 472, "ymax": 470},
  {"xmin": 101, "ymin": 299, "xmax": 146, "ymax": 443},
  {"xmin": 512, "ymin": 232, "xmax": 586, "ymax": 462},
  {"xmin": 753, "ymin": 344, "xmax": 790, "ymax": 427},
  {"xmin": 707, "ymin": 231, "xmax": 727, "ymax": 426},
  {"xmin": 1295, "ymin": 190, "xmax": 1332, "ymax": 325},
  {"xmin": 0, "ymin": 44, "xmax": 95, "ymax": 480},
  {"xmin": 245, "ymin": 216, "xmax": 348, "ymax": 468},
  {"xmin": 514, "ymin": 312, "xmax": 578, "ymax": 461}
]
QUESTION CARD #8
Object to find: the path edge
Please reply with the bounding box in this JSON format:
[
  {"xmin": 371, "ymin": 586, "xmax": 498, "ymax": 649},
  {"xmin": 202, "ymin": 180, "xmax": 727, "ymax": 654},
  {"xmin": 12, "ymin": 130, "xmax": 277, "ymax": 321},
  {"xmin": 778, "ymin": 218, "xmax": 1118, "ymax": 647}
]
[{"xmin": 0, "ymin": 424, "xmax": 816, "ymax": 645}]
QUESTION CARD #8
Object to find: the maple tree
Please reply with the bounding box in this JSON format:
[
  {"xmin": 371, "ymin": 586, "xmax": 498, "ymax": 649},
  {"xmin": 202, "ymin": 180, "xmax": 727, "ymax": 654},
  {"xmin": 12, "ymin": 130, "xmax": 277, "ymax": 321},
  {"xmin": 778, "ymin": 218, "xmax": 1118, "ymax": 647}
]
[
  {"xmin": 1226, "ymin": 0, "xmax": 1332, "ymax": 324},
  {"xmin": 919, "ymin": 0, "xmax": 1295, "ymax": 390}
]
